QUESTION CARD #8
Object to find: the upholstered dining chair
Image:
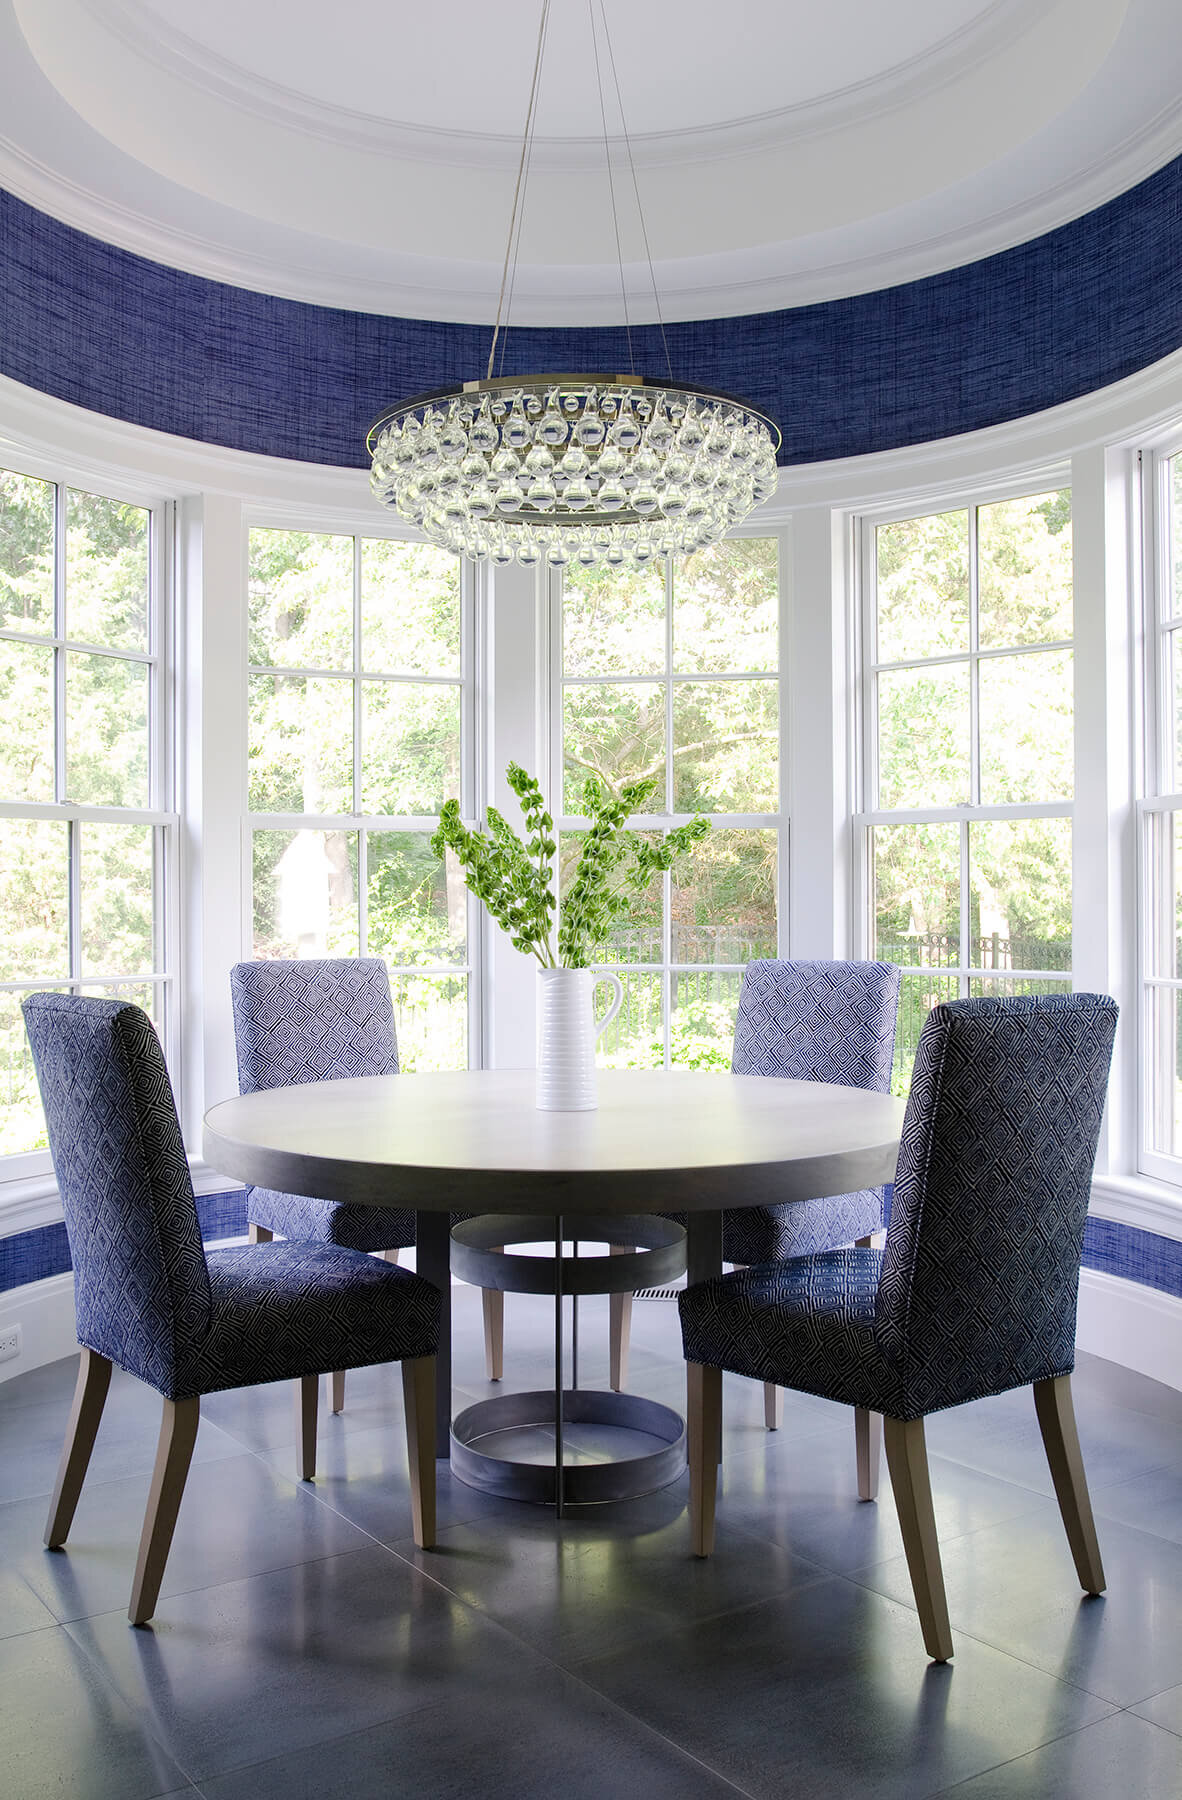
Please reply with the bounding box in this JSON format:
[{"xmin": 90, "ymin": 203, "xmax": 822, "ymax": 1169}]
[
  {"xmin": 230, "ymin": 957, "xmax": 502, "ymax": 1406},
  {"xmin": 679, "ymin": 992, "xmax": 1118, "ymax": 1662},
  {"xmin": 23, "ymin": 992, "xmax": 439, "ymax": 1626},
  {"xmin": 613, "ymin": 959, "xmax": 901, "ymax": 1445}
]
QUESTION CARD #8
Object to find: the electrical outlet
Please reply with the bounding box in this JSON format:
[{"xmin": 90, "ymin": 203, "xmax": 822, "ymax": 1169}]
[{"xmin": 0, "ymin": 1324, "xmax": 21, "ymax": 1363}]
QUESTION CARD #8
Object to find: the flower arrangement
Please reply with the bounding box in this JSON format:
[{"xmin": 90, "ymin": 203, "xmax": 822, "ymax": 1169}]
[{"xmin": 431, "ymin": 762, "xmax": 709, "ymax": 969}]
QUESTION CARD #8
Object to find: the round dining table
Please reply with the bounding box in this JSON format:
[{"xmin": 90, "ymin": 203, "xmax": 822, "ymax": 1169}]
[{"xmin": 203, "ymin": 1067, "xmax": 904, "ymax": 1498}]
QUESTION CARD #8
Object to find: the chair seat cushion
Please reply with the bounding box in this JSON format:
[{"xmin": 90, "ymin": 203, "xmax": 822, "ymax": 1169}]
[
  {"xmin": 170, "ymin": 1244, "xmax": 439, "ymax": 1400},
  {"xmin": 246, "ymin": 1188, "xmax": 416, "ymax": 1253},
  {"xmin": 720, "ymin": 1190, "xmax": 883, "ymax": 1266},
  {"xmin": 679, "ymin": 1248, "xmax": 894, "ymax": 1413}
]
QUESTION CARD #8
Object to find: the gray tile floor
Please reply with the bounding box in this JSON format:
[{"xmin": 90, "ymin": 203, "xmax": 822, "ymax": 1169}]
[{"xmin": 2, "ymin": 1283, "xmax": 1181, "ymax": 1799}]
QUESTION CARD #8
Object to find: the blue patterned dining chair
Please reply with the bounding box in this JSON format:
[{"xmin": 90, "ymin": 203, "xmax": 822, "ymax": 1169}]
[
  {"xmin": 23, "ymin": 992, "xmax": 439, "ymax": 1626},
  {"xmin": 231, "ymin": 957, "xmax": 503, "ymax": 1407},
  {"xmin": 679, "ymin": 992, "xmax": 1118, "ymax": 1661},
  {"xmin": 613, "ymin": 959, "xmax": 901, "ymax": 1452}
]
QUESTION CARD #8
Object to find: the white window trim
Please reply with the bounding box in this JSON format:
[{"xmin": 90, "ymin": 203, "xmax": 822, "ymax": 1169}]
[{"xmin": 0, "ymin": 463, "xmax": 177, "ymax": 1197}]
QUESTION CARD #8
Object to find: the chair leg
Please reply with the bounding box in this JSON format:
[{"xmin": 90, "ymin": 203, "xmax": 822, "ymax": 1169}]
[
  {"xmin": 330, "ymin": 1371, "xmax": 346, "ymax": 1414},
  {"xmin": 128, "ymin": 1396, "xmax": 200, "ymax": 1626},
  {"xmin": 248, "ymin": 1223, "xmax": 272, "ymax": 1244},
  {"xmin": 483, "ymin": 1250, "xmax": 504, "ymax": 1381},
  {"xmin": 296, "ymin": 1374, "xmax": 318, "ymax": 1479},
  {"xmin": 44, "ymin": 1347, "xmax": 113, "ymax": 1549},
  {"xmin": 687, "ymin": 1361, "xmax": 722, "ymax": 1558},
  {"xmin": 763, "ymin": 1382, "xmax": 783, "ymax": 1429},
  {"xmin": 1034, "ymin": 1374, "xmax": 1106, "ymax": 1594},
  {"xmin": 883, "ymin": 1415, "xmax": 953, "ymax": 1662},
  {"xmin": 401, "ymin": 1355, "xmax": 437, "ymax": 1550},
  {"xmin": 856, "ymin": 1407, "xmax": 881, "ymax": 1500},
  {"xmin": 382, "ymin": 1247, "xmax": 400, "ymax": 1264},
  {"xmin": 610, "ymin": 1244, "xmax": 634, "ymax": 1392}
]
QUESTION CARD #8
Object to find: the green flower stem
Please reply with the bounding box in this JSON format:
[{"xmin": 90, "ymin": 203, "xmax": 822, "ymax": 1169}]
[{"xmin": 431, "ymin": 764, "xmax": 709, "ymax": 971}]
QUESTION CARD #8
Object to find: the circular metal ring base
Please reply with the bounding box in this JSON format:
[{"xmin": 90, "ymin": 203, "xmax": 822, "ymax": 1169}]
[
  {"xmin": 451, "ymin": 1388, "xmax": 686, "ymax": 1505},
  {"xmin": 449, "ymin": 1212, "xmax": 687, "ymax": 1297}
]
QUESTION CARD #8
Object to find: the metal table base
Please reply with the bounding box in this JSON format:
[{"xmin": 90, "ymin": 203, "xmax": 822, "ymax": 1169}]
[{"xmin": 448, "ymin": 1212, "xmax": 688, "ymax": 1512}]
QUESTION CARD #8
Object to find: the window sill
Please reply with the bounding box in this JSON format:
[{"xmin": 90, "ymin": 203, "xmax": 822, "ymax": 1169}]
[{"xmin": 1090, "ymin": 1174, "xmax": 1182, "ymax": 1243}]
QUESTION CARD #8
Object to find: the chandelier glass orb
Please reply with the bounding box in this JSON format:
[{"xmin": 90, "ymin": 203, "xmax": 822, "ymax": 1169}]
[{"xmin": 367, "ymin": 375, "xmax": 781, "ymax": 569}]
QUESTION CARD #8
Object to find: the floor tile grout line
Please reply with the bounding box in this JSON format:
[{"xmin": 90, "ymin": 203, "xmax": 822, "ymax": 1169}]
[
  {"xmin": 837, "ymin": 1558, "xmax": 1141, "ymax": 1707},
  {"xmin": 923, "ymin": 1705, "xmax": 1179, "ymax": 1796}
]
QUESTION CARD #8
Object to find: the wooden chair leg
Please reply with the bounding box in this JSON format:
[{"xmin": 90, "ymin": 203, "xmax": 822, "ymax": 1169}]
[
  {"xmin": 883, "ymin": 1415, "xmax": 953, "ymax": 1661},
  {"xmin": 483, "ymin": 1249, "xmax": 504, "ymax": 1381},
  {"xmin": 247, "ymin": 1223, "xmax": 273, "ymax": 1244},
  {"xmin": 330, "ymin": 1371, "xmax": 346, "ymax": 1414},
  {"xmin": 401, "ymin": 1355, "xmax": 437, "ymax": 1549},
  {"xmin": 296, "ymin": 1374, "xmax": 318, "ymax": 1479},
  {"xmin": 856, "ymin": 1407, "xmax": 881, "ymax": 1500},
  {"xmin": 382, "ymin": 1247, "xmax": 401, "ymax": 1265},
  {"xmin": 610, "ymin": 1244, "xmax": 635, "ymax": 1392},
  {"xmin": 687, "ymin": 1361, "xmax": 722, "ymax": 1558},
  {"xmin": 1034, "ymin": 1374, "xmax": 1106, "ymax": 1594},
  {"xmin": 128, "ymin": 1396, "xmax": 200, "ymax": 1626},
  {"xmin": 45, "ymin": 1347, "xmax": 113, "ymax": 1549},
  {"xmin": 763, "ymin": 1382, "xmax": 783, "ymax": 1429}
]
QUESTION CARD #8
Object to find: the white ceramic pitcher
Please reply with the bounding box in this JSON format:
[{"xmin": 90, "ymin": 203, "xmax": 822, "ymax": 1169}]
[{"xmin": 535, "ymin": 967, "xmax": 625, "ymax": 1111}]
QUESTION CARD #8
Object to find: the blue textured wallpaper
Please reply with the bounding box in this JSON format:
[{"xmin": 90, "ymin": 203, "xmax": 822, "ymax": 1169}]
[
  {"xmin": 0, "ymin": 1198, "xmax": 1178, "ymax": 1304},
  {"xmin": 2, "ymin": 154, "xmax": 1181, "ymax": 469}
]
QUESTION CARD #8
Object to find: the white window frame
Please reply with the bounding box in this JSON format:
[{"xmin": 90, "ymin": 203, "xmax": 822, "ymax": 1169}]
[
  {"xmin": 853, "ymin": 471, "xmax": 1076, "ymax": 1075},
  {"xmin": 1138, "ymin": 430, "xmax": 1182, "ymax": 1184},
  {"xmin": 0, "ymin": 458, "xmax": 177, "ymax": 1185},
  {"xmin": 240, "ymin": 518, "xmax": 485, "ymax": 1070},
  {"xmin": 547, "ymin": 532, "xmax": 787, "ymax": 1066}
]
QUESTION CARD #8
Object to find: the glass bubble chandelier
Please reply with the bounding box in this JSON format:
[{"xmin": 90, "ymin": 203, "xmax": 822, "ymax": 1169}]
[{"xmin": 367, "ymin": 4, "xmax": 781, "ymax": 570}]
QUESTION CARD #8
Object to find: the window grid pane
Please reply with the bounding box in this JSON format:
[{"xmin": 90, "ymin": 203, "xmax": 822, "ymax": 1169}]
[
  {"xmin": 866, "ymin": 491, "xmax": 1073, "ymax": 1098},
  {"xmin": 247, "ymin": 528, "xmax": 471, "ymax": 1070},
  {"xmin": 561, "ymin": 540, "xmax": 781, "ymax": 1069},
  {"xmin": 0, "ymin": 469, "xmax": 167, "ymax": 1161}
]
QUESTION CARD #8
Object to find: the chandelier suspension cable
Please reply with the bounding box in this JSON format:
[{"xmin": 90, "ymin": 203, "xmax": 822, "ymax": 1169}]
[
  {"xmin": 588, "ymin": 0, "xmax": 634, "ymax": 378},
  {"xmin": 596, "ymin": 0, "xmax": 674, "ymax": 384},
  {"xmin": 365, "ymin": 0, "xmax": 781, "ymax": 570},
  {"xmin": 487, "ymin": 0, "xmax": 552, "ymax": 381}
]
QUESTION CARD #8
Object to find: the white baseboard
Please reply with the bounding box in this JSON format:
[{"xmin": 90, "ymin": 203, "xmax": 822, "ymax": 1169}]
[
  {"xmin": 1077, "ymin": 1267, "xmax": 1182, "ymax": 1393},
  {"xmin": 0, "ymin": 1272, "xmax": 77, "ymax": 1383}
]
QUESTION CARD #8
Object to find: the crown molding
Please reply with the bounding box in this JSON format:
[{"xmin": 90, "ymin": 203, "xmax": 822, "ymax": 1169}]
[{"xmin": 75, "ymin": 0, "xmax": 1061, "ymax": 175}]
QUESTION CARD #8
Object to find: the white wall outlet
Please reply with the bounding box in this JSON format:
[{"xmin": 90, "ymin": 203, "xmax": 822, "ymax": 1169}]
[{"xmin": 0, "ymin": 1324, "xmax": 22, "ymax": 1363}]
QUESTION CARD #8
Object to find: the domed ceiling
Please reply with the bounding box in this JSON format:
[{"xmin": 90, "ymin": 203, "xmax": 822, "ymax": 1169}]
[{"xmin": 1, "ymin": 0, "xmax": 1180, "ymax": 325}]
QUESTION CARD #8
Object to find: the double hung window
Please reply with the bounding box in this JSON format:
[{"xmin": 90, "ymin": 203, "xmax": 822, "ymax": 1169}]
[
  {"xmin": 859, "ymin": 489, "xmax": 1074, "ymax": 1092},
  {"xmin": 0, "ymin": 468, "xmax": 171, "ymax": 1164},
  {"xmin": 246, "ymin": 529, "xmax": 475, "ymax": 1069},
  {"xmin": 1141, "ymin": 447, "xmax": 1182, "ymax": 1177},
  {"xmin": 555, "ymin": 538, "xmax": 782, "ymax": 1067}
]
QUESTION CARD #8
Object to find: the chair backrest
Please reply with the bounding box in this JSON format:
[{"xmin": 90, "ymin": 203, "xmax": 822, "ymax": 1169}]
[
  {"xmin": 876, "ymin": 993, "xmax": 1118, "ymax": 1415},
  {"xmin": 230, "ymin": 957, "xmax": 399, "ymax": 1096},
  {"xmin": 22, "ymin": 993, "xmax": 211, "ymax": 1392},
  {"xmin": 731, "ymin": 959, "xmax": 901, "ymax": 1092}
]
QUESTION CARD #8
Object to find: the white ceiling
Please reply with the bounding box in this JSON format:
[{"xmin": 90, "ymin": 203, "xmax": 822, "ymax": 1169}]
[{"xmin": 1, "ymin": 0, "xmax": 1180, "ymax": 324}]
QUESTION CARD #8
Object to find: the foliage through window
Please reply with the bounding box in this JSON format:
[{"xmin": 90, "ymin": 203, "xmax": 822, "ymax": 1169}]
[
  {"xmin": 558, "ymin": 538, "xmax": 780, "ymax": 1068},
  {"xmin": 863, "ymin": 490, "xmax": 1074, "ymax": 1093},
  {"xmin": 247, "ymin": 530, "xmax": 471, "ymax": 1069},
  {"xmin": 0, "ymin": 467, "xmax": 168, "ymax": 1159}
]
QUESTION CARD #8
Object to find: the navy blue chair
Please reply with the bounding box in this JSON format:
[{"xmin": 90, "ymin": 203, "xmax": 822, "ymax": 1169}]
[
  {"xmin": 231, "ymin": 957, "xmax": 503, "ymax": 1404},
  {"xmin": 615, "ymin": 959, "xmax": 900, "ymax": 1439},
  {"xmin": 23, "ymin": 992, "xmax": 439, "ymax": 1625},
  {"xmin": 680, "ymin": 993, "xmax": 1117, "ymax": 1661}
]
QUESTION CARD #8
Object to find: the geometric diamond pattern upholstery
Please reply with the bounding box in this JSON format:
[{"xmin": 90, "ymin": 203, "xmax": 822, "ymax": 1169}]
[
  {"xmin": 721, "ymin": 959, "xmax": 902, "ymax": 1265},
  {"xmin": 680, "ymin": 993, "xmax": 1118, "ymax": 1421},
  {"xmin": 230, "ymin": 958, "xmax": 416, "ymax": 1254},
  {"xmin": 22, "ymin": 992, "xmax": 439, "ymax": 1403}
]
